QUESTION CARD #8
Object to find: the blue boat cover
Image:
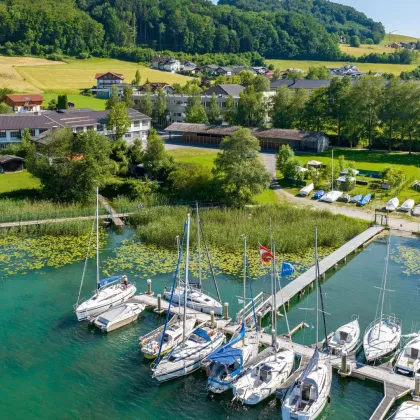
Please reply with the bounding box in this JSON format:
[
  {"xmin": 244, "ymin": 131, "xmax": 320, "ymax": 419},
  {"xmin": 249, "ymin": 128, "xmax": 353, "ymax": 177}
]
[
  {"xmin": 298, "ymin": 348, "xmax": 319, "ymax": 399},
  {"xmin": 281, "ymin": 262, "xmax": 295, "ymax": 277},
  {"xmin": 351, "ymin": 194, "xmax": 362, "ymax": 203},
  {"xmin": 359, "ymin": 194, "xmax": 371, "ymax": 206},
  {"xmin": 208, "ymin": 324, "xmax": 245, "ymax": 365},
  {"xmin": 98, "ymin": 275, "xmax": 123, "ymax": 289},
  {"xmin": 314, "ymin": 190, "xmax": 324, "ymax": 199},
  {"xmin": 192, "ymin": 328, "xmax": 211, "ymax": 342}
]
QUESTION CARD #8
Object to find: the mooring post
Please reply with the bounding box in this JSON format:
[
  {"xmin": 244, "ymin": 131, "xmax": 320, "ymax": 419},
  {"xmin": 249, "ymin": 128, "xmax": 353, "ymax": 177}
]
[
  {"xmin": 341, "ymin": 350, "xmax": 348, "ymax": 375},
  {"xmin": 285, "ymin": 301, "xmax": 290, "ymax": 311},
  {"xmin": 147, "ymin": 279, "xmax": 152, "ymax": 295},
  {"xmin": 271, "ymin": 328, "xmax": 277, "ymax": 347},
  {"xmin": 157, "ymin": 294, "xmax": 162, "ymax": 312},
  {"xmin": 321, "ymin": 273, "xmax": 326, "ymax": 281},
  {"xmin": 257, "ymin": 312, "xmax": 263, "ymax": 331},
  {"xmin": 343, "ymin": 256, "xmax": 347, "ymax": 263},
  {"xmin": 310, "ymin": 281, "xmax": 314, "ymax": 290},
  {"xmin": 415, "ymin": 373, "xmax": 420, "ymax": 397},
  {"xmin": 210, "ymin": 310, "xmax": 215, "ymax": 328},
  {"xmin": 224, "ymin": 302, "xmax": 229, "ymax": 320},
  {"xmin": 334, "ymin": 263, "xmax": 338, "ymax": 270}
]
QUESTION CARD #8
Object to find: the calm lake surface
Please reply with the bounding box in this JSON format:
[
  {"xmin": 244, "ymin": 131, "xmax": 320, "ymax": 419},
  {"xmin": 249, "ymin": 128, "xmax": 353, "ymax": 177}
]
[{"xmin": 1, "ymin": 231, "xmax": 419, "ymax": 419}]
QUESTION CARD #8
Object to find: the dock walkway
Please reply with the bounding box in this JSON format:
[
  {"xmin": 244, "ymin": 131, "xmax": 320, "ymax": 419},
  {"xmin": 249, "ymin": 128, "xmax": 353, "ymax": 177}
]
[{"xmin": 98, "ymin": 194, "xmax": 125, "ymax": 227}]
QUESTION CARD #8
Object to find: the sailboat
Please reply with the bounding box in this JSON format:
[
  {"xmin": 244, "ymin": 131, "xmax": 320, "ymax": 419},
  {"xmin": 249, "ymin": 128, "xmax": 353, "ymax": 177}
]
[
  {"xmin": 282, "ymin": 227, "xmax": 332, "ymax": 420},
  {"xmin": 393, "ymin": 401, "xmax": 420, "ymax": 419},
  {"xmin": 163, "ymin": 203, "xmax": 222, "ymax": 315},
  {"xmin": 394, "ymin": 334, "xmax": 420, "ymax": 376},
  {"xmin": 363, "ymin": 230, "xmax": 401, "ymax": 364},
  {"xmin": 232, "ymin": 240, "xmax": 294, "ymax": 405},
  {"xmin": 152, "ymin": 214, "xmax": 225, "ymax": 382},
  {"xmin": 207, "ymin": 236, "xmax": 260, "ymax": 394},
  {"xmin": 75, "ymin": 188, "xmax": 136, "ymax": 321}
]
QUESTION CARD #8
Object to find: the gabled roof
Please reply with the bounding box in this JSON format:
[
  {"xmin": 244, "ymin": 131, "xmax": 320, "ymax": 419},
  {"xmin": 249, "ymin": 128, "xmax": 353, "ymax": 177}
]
[
  {"xmin": 202, "ymin": 84, "xmax": 245, "ymax": 96},
  {"xmin": 95, "ymin": 72, "xmax": 124, "ymax": 80},
  {"xmin": 290, "ymin": 79, "xmax": 331, "ymax": 89},
  {"xmin": 5, "ymin": 94, "xmax": 44, "ymax": 103},
  {"xmin": 270, "ymin": 79, "xmax": 295, "ymax": 89},
  {"xmin": 0, "ymin": 155, "xmax": 24, "ymax": 164},
  {"xmin": 217, "ymin": 67, "xmax": 233, "ymax": 72}
]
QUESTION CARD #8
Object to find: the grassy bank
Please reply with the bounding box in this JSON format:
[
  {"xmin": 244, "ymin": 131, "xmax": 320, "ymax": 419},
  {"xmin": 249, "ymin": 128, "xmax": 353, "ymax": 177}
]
[
  {"xmin": 42, "ymin": 93, "xmax": 107, "ymax": 110},
  {"xmin": 0, "ymin": 171, "xmax": 40, "ymax": 195}
]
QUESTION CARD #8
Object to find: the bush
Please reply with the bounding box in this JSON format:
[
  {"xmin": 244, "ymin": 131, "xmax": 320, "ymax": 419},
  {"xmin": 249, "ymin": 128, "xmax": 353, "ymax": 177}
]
[
  {"xmin": 46, "ymin": 53, "xmax": 64, "ymax": 61},
  {"xmin": 350, "ymin": 36, "xmax": 361, "ymax": 48},
  {"xmin": 365, "ymin": 38, "xmax": 374, "ymax": 45},
  {"xmin": 77, "ymin": 52, "xmax": 90, "ymax": 59}
]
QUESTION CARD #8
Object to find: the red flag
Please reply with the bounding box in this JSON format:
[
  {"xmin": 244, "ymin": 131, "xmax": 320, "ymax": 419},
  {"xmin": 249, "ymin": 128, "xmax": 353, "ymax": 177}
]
[{"xmin": 259, "ymin": 245, "xmax": 274, "ymax": 265}]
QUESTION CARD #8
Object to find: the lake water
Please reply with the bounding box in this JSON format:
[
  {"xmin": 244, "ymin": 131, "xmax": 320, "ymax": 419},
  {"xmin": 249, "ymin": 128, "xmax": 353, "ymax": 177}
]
[{"xmin": 1, "ymin": 231, "xmax": 419, "ymax": 419}]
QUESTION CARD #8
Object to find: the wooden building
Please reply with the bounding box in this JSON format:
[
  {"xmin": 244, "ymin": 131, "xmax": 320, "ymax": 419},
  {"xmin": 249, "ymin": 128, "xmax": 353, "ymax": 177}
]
[{"xmin": 0, "ymin": 155, "xmax": 24, "ymax": 173}]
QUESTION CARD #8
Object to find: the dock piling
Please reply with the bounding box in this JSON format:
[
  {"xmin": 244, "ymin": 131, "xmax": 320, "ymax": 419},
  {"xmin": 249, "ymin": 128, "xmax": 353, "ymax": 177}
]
[
  {"xmin": 224, "ymin": 302, "xmax": 229, "ymax": 320},
  {"xmin": 257, "ymin": 312, "xmax": 262, "ymax": 331},
  {"xmin": 272, "ymin": 329, "xmax": 277, "ymax": 347},
  {"xmin": 340, "ymin": 350, "xmax": 348, "ymax": 376},
  {"xmin": 147, "ymin": 279, "xmax": 152, "ymax": 295},
  {"xmin": 415, "ymin": 373, "xmax": 420, "ymax": 397},
  {"xmin": 210, "ymin": 310, "xmax": 215, "ymax": 328}
]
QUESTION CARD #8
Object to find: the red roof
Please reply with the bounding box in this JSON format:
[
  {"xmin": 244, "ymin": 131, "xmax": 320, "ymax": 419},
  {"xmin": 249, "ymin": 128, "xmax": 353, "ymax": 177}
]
[
  {"xmin": 95, "ymin": 72, "xmax": 124, "ymax": 80},
  {"xmin": 5, "ymin": 94, "xmax": 44, "ymax": 104}
]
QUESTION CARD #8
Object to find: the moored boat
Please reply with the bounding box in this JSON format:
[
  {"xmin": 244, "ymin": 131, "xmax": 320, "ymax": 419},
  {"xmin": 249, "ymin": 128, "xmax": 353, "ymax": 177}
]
[
  {"xmin": 313, "ymin": 190, "xmax": 325, "ymax": 200},
  {"xmin": 400, "ymin": 199, "xmax": 415, "ymax": 212},
  {"xmin": 328, "ymin": 318, "xmax": 360, "ymax": 356},
  {"xmin": 413, "ymin": 204, "xmax": 420, "ymax": 216},
  {"xmin": 386, "ymin": 197, "xmax": 399, "ymax": 212},
  {"xmin": 94, "ymin": 302, "xmax": 145, "ymax": 332},
  {"xmin": 357, "ymin": 194, "xmax": 371, "ymax": 207},
  {"xmin": 351, "ymin": 194, "xmax": 363, "ymax": 203},
  {"xmin": 394, "ymin": 334, "xmax": 420, "ymax": 376},
  {"xmin": 394, "ymin": 401, "xmax": 420, "ymax": 419},
  {"xmin": 320, "ymin": 190, "xmax": 343, "ymax": 203},
  {"xmin": 300, "ymin": 183, "xmax": 315, "ymax": 197}
]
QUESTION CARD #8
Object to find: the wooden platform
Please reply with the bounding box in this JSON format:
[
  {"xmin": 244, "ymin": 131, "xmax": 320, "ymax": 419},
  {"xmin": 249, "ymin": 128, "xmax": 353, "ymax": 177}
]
[
  {"xmin": 98, "ymin": 194, "xmax": 125, "ymax": 227},
  {"xmin": 370, "ymin": 382, "xmax": 411, "ymax": 420}
]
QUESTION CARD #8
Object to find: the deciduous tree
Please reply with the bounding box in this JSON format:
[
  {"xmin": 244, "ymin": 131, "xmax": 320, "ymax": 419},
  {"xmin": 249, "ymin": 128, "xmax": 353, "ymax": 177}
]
[
  {"xmin": 206, "ymin": 93, "xmax": 221, "ymax": 124},
  {"xmin": 106, "ymin": 102, "xmax": 131, "ymax": 142}
]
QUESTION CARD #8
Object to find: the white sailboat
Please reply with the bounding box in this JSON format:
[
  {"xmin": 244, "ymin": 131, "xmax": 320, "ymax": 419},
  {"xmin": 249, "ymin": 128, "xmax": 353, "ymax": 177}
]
[
  {"xmin": 94, "ymin": 302, "xmax": 145, "ymax": 332},
  {"xmin": 328, "ymin": 317, "xmax": 360, "ymax": 356},
  {"xmin": 152, "ymin": 214, "xmax": 225, "ymax": 382},
  {"xmin": 207, "ymin": 236, "xmax": 260, "ymax": 394},
  {"xmin": 163, "ymin": 204, "xmax": 222, "ymax": 315},
  {"xmin": 394, "ymin": 401, "xmax": 420, "ymax": 419},
  {"xmin": 395, "ymin": 334, "xmax": 420, "ymax": 376},
  {"xmin": 232, "ymin": 239, "xmax": 294, "ymax": 405},
  {"xmin": 282, "ymin": 227, "xmax": 332, "ymax": 420},
  {"xmin": 363, "ymin": 230, "xmax": 401, "ymax": 364},
  {"xmin": 400, "ymin": 199, "xmax": 415, "ymax": 212},
  {"xmin": 300, "ymin": 183, "xmax": 314, "ymax": 197},
  {"xmin": 412, "ymin": 204, "xmax": 420, "ymax": 216},
  {"xmin": 386, "ymin": 197, "xmax": 399, "ymax": 211},
  {"xmin": 75, "ymin": 188, "xmax": 136, "ymax": 321}
]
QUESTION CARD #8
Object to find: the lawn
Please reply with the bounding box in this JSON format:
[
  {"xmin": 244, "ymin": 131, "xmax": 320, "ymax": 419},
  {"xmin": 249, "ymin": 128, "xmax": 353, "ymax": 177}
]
[
  {"xmin": 379, "ymin": 34, "xmax": 419, "ymax": 46},
  {"xmin": 42, "ymin": 93, "xmax": 107, "ymax": 110},
  {"xmin": 167, "ymin": 147, "xmax": 219, "ymax": 169},
  {"xmin": 0, "ymin": 171, "xmax": 40, "ymax": 194},
  {"xmin": 290, "ymin": 149, "xmax": 420, "ymax": 204},
  {"xmin": 266, "ymin": 59, "xmax": 419, "ymax": 75},
  {"xmin": 14, "ymin": 57, "xmax": 192, "ymax": 94}
]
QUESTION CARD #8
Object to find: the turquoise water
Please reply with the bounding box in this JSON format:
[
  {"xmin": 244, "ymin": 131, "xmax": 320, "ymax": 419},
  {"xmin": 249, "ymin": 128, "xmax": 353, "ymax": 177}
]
[{"xmin": 1, "ymin": 232, "xmax": 419, "ymax": 419}]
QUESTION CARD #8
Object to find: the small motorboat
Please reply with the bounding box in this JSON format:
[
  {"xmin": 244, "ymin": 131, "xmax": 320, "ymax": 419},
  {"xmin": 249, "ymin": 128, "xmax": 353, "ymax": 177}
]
[
  {"xmin": 339, "ymin": 193, "xmax": 351, "ymax": 203},
  {"xmin": 413, "ymin": 204, "xmax": 420, "ymax": 217},
  {"xmin": 351, "ymin": 194, "xmax": 363, "ymax": 203},
  {"xmin": 386, "ymin": 197, "xmax": 399, "ymax": 212},
  {"xmin": 394, "ymin": 334, "xmax": 420, "ymax": 376},
  {"xmin": 320, "ymin": 190, "xmax": 343, "ymax": 203},
  {"xmin": 394, "ymin": 401, "xmax": 420, "ymax": 419},
  {"xmin": 400, "ymin": 199, "xmax": 415, "ymax": 212},
  {"xmin": 328, "ymin": 318, "xmax": 360, "ymax": 355},
  {"xmin": 357, "ymin": 194, "xmax": 371, "ymax": 207},
  {"xmin": 313, "ymin": 190, "xmax": 325, "ymax": 200},
  {"xmin": 94, "ymin": 302, "xmax": 145, "ymax": 332},
  {"xmin": 299, "ymin": 183, "xmax": 314, "ymax": 197}
]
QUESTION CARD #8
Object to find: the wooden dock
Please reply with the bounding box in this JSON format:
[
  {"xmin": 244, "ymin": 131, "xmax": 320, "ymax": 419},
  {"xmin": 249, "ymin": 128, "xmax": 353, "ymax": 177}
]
[{"xmin": 98, "ymin": 194, "xmax": 125, "ymax": 227}]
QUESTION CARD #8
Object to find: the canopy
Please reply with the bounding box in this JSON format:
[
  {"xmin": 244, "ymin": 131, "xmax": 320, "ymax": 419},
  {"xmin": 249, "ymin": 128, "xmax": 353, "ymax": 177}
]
[
  {"xmin": 98, "ymin": 275, "xmax": 123, "ymax": 289},
  {"xmin": 192, "ymin": 328, "xmax": 211, "ymax": 342},
  {"xmin": 298, "ymin": 348, "xmax": 319, "ymax": 399},
  {"xmin": 307, "ymin": 160, "xmax": 322, "ymax": 167},
  {"xmin": 208, "ymin": 324, "xmax": 245, "ymax": 365}
]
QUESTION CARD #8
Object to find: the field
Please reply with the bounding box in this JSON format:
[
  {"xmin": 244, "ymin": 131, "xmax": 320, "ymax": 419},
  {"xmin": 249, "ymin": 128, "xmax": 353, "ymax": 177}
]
[
  {"xmin": 13, "ymin": 57, "xmax": 192, "ymax": 94},
  {"xmin": 42, "ymin": 93, "xmax": 107, "ymax": 110},
  {"xmin": 0, "ymin": 171, "xmax": 40, "ymax": 195},
  {"xmin": 167, "ymin": 147, "xmax": 218, "ymax": 169},
  {"xmin": 339, "ymin": 44, "xmax": 396, "ymax": 58},
  {"xmin": 379, "ymin": 34, "xmax": 419, "ymax": 46},
  {"xmin": 266, "ymin": 59, "xmax": 419, "ymax": 75}
]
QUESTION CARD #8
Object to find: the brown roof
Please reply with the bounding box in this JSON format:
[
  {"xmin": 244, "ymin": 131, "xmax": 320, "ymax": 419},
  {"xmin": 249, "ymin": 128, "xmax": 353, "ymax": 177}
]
[
  {"xmin": 164, "ymin": 123, "xmax": 326, "ymax": 142},
  {"xmin": 95, "ymin": 72, "xmax": 124, "ymax": 80},
  {"xmin": 5, "ymin": 94, "xmax": 44, "ymax": 104}
]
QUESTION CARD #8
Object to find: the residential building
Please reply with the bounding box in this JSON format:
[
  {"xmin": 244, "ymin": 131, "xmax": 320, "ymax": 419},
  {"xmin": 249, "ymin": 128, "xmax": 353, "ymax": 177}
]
[
  {"xmin": 4, "ymin": 94, "xmax": 44, "ymax": 113},
  {"xmin": 164, "ymin": 123, "xmax": 329, "ymax": 152},
  {"xmin": 203, "ymin": 64, "xmax": 219, "ymax": 75},
  {"xmin": 92, "ymin": 72, "xmax": 125, "ymax": 99},
  {"xmin": 270, "ymin": 79, "xmax": 331, "ymax": 93},
  {"xmin": 202, "ymin": 84, "xmax": 245, "ymax": 96},
  {"xmin": 151, "ymin": 56, "xmax": 181, "ymax": 72},
  {"xmin": 215, "ymin": 67, "xmax": 233, "ymax": 76},
  {"xmin": 137, "ymin": 83, "xmax": 174, "ymax": 94},
  {"xmin": 232, "ymin": 66, "xmax": 257, "ymax": 75},
  {"xmin": 0, "ymin": 108, "xmax": 150, "ymax": 148}
]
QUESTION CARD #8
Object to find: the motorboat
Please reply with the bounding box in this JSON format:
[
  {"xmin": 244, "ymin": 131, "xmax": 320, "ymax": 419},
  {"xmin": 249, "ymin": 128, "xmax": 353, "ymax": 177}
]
[
  {"xmin": 282, "ymin": 349, "xmax": 332, "ymax": 420},
  {"xmin": 152, "ymin": 326, "xmax": 225, "ymax": 382},
  {"xmin": 141, "ymin": 318, "xmax": 196, "ymax": 359},
  {"xmin": 400, "ymin": 199, "xmax": 415, "ymax": 212},
  {"xmin": 313, "ymin": 190, "xmax": 325, "ymax": 200},
  {"xmin": 386, "ymin": 197, "xmax": 399, "ymax": 212},
  {"xmin": 394, "ymin": 401, "xmax": 420, "ymax": 419},
  {"xmin": 395, "ymin": 334, "xmax": 420, "ymax": 376},
  {"xmin": 320, "ymin": 191, "xmax": 343, "ymax": 203},
  {"xmin": 339, "ymin": 193, "xmax": 350, "ymax": 203},
  {"xmin": 232, "ymin": 347, "xmax": 294, "ymax": 405},
  {"xmin": 357, "ymin": 194, "xmax": 371, "ymax": 207},
  {"xmin": 351, "ymin": 194, "xmax": 363, "ymax": 203},
  {"xmin": 76, "ymin": 276, "xmax": 136, "ymax": 321},
  {"xmin": 94, "ymin": 302, "xmax": 145, "ymax": 332},
  {"xmin": 300, "ymin": 183, "xmax": 314, "ymax": 197},
  {"xmin": 328, "ymin": 318, "xmax": 360, "ymax": 355},
  {"xmin": 413, "ymin": 204, "xmax": 420, "ymax": 217}
]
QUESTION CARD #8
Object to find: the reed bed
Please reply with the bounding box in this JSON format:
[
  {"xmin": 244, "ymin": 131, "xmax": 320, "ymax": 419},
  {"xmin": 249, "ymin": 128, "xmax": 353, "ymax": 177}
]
[{"xmin": 129, "ymin": 204, "xmax": 369, "ymax": 253}]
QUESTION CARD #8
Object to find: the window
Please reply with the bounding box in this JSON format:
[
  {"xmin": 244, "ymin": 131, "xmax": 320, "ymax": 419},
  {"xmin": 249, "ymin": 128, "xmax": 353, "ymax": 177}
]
[
  {"xmin": 10, "ymin": 131, "xmax": 20, "ymax": 138},
  {"xmin": 0, "ymin": 131, "xmax": 6, "ymax": 138},
  {"xmin": 76, "ymin": 127, "xmax": 84, "ymax": 133},
  {"xmin": 29, "ymin": 129, "xmax": 36, "ymax": 136},
  {"xmin": 39, "ymin": 129, "xmax": 47, "ymax": 134},
  {"xmin": 124, "ymin": 133, "xmax": 131, "ymax": 138},
  {"xmin": 97, "ymin": 124, "xmax": 105, "ymax": 132},
  {"xmin": 0, "ymin": 142, "xmax": 8, "ymax": 149},
  {"xmin": 133, "ymin": 120, "xmax": 140, "ymax": 127}
]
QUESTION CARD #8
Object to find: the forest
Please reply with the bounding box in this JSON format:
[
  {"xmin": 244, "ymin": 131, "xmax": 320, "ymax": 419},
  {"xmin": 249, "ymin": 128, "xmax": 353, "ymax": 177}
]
[{"xmin": 0, "ymin": 0, "xmax": 385, "ymax": 62}]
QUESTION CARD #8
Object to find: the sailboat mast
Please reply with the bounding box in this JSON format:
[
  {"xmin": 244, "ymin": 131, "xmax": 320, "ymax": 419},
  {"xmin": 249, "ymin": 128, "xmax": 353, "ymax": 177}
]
[
  {"xmin": 176, "ymin": 235, "xmax": 181, "ymax": 318},
  {"xmin": 315, "ymin": 227, "xmax": 319, "ymax": 348},
  {"xmin": 272, "ymin": 243, "xmax": 277, "ymax": 356},
  {"xmin": 331, "ymin": 149, "xmax": 334, "ymax": 191},
  {"xmin": 196, "ymin": 202, "xmax": 202, "ymax": 289},
  {"xmin": 96, "ymin": 186, "xmax": 100, "ymax": 289},
  {"xmin": 379, "ymin": 230, "xmax": 392, "ymax": 339},
  {"xmin": 243, "ymin": 235, "xmax": 247, "ymax": 320},
  {"xmin": 183, "ymin": 214, "xmax": 191, "ymax": 344}
]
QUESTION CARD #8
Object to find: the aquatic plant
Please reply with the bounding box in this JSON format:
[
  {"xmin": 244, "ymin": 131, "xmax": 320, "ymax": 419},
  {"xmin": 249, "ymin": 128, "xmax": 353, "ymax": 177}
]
[{"xmin": 391, "ymin": 244, "xmax": 420, "ymax": 276}]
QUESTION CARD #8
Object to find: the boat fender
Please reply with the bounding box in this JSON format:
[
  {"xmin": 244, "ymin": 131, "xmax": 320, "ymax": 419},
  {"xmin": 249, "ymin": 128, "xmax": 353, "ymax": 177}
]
[{"xmin": 327, "ymin": 395, "xmax": 331, "ymax": 404}]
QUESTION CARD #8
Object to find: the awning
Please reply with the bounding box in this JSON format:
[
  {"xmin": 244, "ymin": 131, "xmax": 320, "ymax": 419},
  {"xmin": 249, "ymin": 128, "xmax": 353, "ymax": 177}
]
[
  {"xmin": 307, "ymin": 160, "xmax": 322, "ymax": 167},
  {"xmin": 208, "ymin": 324, "xmax": 245, "ymax": 365},
  {"xmin": 98, "ymin": 275, "xmax": 123, "ymax": 289}
]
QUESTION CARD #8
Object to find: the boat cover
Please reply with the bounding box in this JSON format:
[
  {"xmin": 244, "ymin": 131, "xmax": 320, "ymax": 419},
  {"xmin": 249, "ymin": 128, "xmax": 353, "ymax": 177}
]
[
  {"xmin": 208, "ymin": 324, "xmax": 245, "ymax": 365},
  {"xmin": 297, "ymin": 348, "xmax": 319, "ymax": 399},
  {"xmin": 281, "ymin": 262, "xmax": 295, "ymax": 277},
  {"xmin": 314, "ymin": 190, "xmax": 325, "ymax": 199},
  {"xmin": 359, "ymin": 194, "xmax": 371, "ymax": 206},
  {"xmin": 351, "ymin": 195, "xmax": 362, "ymax": 203},
  {"xmin": 98, "ymin": 275, "xmax": 123, "ymax": 288},
  {"xmin": 192, "ymin": 328, "xmax": 211, "ymax": 342}
]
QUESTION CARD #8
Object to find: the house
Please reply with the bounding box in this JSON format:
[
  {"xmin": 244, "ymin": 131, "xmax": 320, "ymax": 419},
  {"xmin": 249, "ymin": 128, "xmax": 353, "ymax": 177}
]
[
  {"xmin": 203, "ymin": 65, "xmax": 219, "ymax": 75},
  {"xmin": 151, "ymin": 56, "xmax": 170, "ymax": 69},
  {"xmin": 151, "ymin": 57, "xmax": 181, "ymax": 73},
  {"xmin": 4, "ymin": 94, "xmax": 44, "ymax": 113},
  {"xmin": 215, "ymin": 67, "xmax": 233, "ymax": 76},
  {"xmin": 164, "ymin": 123, "xmax": 329, "ymax": 152},
  {"xmin": 270, "ymin": 79, "xmax": 295, "ymax": 90},
  {"xmin": 202, "ymin": 84, "xmax": 245, "ymax": 96},
  {"xmin": 0, "ymin": 108, "xmax": 151, "ymax": 148},
  {"xmin": 232, "ymin": 66, "xmax": 257, "ymax": 75},
  {"xmin": 0, "ymin": 155, "xmax": 24, "ymax": 173},
  {"xmin": 288, "ymin": 79, "xmax": 331, "ymax": 93},
  {"xmin": 252, "ymin": 67, "xmax": 268, "ymax": 74},
  {"xmin": 179, "ymin": 65, "xmax": 200, "ymax": 75},
  {"xmin": 137, "ymin": 83, "xmax": 174, "ymax": 94},
  {"xmin": 92, "ymin": 72, "xmax": 125, "ymax": 99}
]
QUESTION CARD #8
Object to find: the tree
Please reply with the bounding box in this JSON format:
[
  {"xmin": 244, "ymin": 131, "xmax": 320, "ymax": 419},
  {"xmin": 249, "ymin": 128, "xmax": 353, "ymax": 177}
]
[
  {"xmin": 252, "ymin": 75, "xmax": 270, "ymax": 92},
  {"xmin": 238, "ymin": 70, "xmax": 256, "ymax": 87},
  {"xmin": 302, "ymin": 87, "xmax": 329, "ymax": 132},
  {"xmin": 57, "ymin": 94, "xmax": 68, "ymax": 110},
  {"xmin": 350, "ymin": 35, "xmax": 361, "ymax": 47},
  {"xmin": 138, "ymin": 86, "xmax": 153, "ymax": 117},
  {"xmin": 236, "ymin": 87, "xmax": 266, "ymax": 127},
  {"xmin": 206, "ymin": 93, "xmax": 221, "ymax": 124},
  {"xmin": 0, "ymin": 102, "xmax": 11, "ymax": 114},
  {"xmin": 306, "ymin": 66, "xmax": 330, "ymax": 80},
  {"xmin": 276, "ymin": 144, "xmax": 295, "ymax": 176},
  {"xmin": 271, "ymin": 86, "xmax": 293, "ymax": 128},
  {"xmin": 365, "ymin": 38, "xmax": 374, "ymax": 45},
  {"xmin": 0, "ymin": 88, "xmax": 13, "ymax": 102},
  {"xmin": 127, "ymin": 139, "xmax": 144, "ymax": 164},
  {"xmin": 185, "ymin": 95, "xmax": 208, "ymax": 124},
  {"xmin": 286, "ymin": 70, "xmax": 305, "ymax": 79},
  {"xmin": 223, "ymin": 94, "xmax": 236, "ymax": 125},
  {"xmin": 121, "ymin": 85, "xmax": 134, "ymax": 108},
  {"xmin": 47, "ymin": 98, "xmax": 57, "ymax": 110},
  {"xmin": 283, "ymin": 157, "xmax": 303, "ymax": 183},
  {"xmin": 272, "ymin": 69, "xmax": 282, "ymax": 81},
  {"xmin": 106, "ymin": 102, "xmax": 131, "ymax": 142},
  {"xmin": 143, "ymin": 128, "xmax": 173, "ymax": 179},
  {"xmin": 106, "ymin": 85, "xmax": 119, "ymax": 110},
  {"xmin": 132, "ymin": 69, "xmax": 141, "ymax": 86},
  {"xmin": 213, "ymin": 128, "xmax": 271, "ymax": 206},
  {"xmin": 153, "ymin": 89, "xmax": 167, "ymax": 126},
  {"xmin": 27, "ymin": 129, "xmax": 112, "ymax": 203}
]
